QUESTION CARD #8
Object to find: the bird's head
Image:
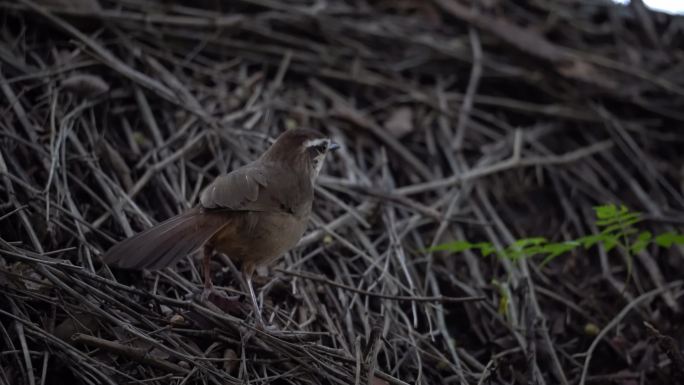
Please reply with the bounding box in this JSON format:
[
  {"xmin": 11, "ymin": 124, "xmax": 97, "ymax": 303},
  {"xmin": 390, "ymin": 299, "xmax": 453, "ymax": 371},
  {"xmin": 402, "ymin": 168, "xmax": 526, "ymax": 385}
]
[{"xmin": 261, "ymin": 129, "xmax": 339, "ymax": 182}]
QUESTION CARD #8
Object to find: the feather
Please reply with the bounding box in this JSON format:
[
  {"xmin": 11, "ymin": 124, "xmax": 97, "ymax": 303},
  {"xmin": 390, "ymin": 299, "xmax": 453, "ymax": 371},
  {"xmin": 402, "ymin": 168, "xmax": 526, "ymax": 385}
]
[{"xmin": 102, "ymin": 209, "xmax": 228, "ymax": 270}]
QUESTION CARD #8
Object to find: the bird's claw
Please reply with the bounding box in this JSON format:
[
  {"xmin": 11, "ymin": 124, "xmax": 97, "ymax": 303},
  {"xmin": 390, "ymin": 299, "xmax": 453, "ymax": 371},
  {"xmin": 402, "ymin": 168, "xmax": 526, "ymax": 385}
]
[{"xmin": 196, "ymin": 286, "xmax": 243, "ymax": 315}]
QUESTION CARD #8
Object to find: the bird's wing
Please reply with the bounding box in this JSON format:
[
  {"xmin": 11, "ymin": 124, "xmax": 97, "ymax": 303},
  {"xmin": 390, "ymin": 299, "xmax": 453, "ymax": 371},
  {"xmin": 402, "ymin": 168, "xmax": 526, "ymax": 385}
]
[{"xmin": 199, "ymin": 164, "xmax": 272, "ymax": 211}]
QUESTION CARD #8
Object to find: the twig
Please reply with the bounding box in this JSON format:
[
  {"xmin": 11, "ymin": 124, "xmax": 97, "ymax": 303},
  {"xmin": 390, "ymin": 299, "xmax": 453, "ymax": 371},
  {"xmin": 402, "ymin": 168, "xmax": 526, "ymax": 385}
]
[
  {"xmin": 277, "ymin": 269, "xmax": 485, "ymax": 303},
  {"xmin": 71, "ymin": 333, "xmax": 189, "ymax": 374},
  {"xmin": 579, "ymin": 281, "xmax": 684, "ymax": 385},
  {"xmin": 397, "ymin": 139, "xmax": 613, "ymax": 195}
]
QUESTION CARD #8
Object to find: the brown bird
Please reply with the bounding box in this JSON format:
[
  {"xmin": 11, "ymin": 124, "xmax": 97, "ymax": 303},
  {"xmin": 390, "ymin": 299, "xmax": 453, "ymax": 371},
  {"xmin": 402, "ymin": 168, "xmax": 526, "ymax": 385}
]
[{"xmin": 102, "ymin": 129, "xmax": 338, "ymax": 324}]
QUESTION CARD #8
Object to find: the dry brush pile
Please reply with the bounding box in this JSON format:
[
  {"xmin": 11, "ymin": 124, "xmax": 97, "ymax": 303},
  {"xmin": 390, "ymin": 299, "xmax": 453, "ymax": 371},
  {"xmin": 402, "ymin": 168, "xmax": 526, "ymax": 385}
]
[{"xmin": 1, "ymin": 0, "xmax": 684, "ymax": 384}]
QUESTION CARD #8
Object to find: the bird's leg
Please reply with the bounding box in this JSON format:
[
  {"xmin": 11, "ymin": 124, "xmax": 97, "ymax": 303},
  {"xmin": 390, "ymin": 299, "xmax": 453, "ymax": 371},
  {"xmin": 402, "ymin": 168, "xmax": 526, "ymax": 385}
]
[
  {"xmin": 202, "ymin": 244, "xmax": 213, "ymax": 291},
  {"xmin": 243, "ymin": 270, "xmax": 264, "ymax": 327},
  {"xmin": 199, "ymin": 244, "xmax": 217, "ymax": 302},
  {"xmin": 202, "ymin": 245, "xmax": 214, "ymax": 290},
  {"xmin": 198, "ymin": 246, "xmax": 241, "ymax": 313}
]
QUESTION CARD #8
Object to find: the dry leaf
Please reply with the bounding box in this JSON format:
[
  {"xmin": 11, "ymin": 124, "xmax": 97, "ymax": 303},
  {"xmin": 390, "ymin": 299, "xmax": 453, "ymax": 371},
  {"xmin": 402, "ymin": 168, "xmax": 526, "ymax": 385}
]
[
  {"xmin": 383, "ymin": 107, "xmax": 413, "ymax": 138},
  {"xmin": 62, "ymin": 74, "xmax": 110, "ymax": 97},
  {"xmin": 223, "ymin": 349, "xmax": 239, "ymax": 373}
]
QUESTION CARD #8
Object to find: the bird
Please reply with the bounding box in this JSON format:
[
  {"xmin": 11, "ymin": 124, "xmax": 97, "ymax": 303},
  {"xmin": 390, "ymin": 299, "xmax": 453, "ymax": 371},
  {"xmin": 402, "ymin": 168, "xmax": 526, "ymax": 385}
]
[{"xmin": 102, "ymin": 128, "xmax": 339, "ymax": 324}]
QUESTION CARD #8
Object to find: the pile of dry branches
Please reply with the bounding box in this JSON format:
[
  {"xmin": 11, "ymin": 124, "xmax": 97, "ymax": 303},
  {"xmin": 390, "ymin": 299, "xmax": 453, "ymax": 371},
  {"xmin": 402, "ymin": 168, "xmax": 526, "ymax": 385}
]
[{"xmin": 1, "ymin": 0, "xmax": 683, "ymax": 384}]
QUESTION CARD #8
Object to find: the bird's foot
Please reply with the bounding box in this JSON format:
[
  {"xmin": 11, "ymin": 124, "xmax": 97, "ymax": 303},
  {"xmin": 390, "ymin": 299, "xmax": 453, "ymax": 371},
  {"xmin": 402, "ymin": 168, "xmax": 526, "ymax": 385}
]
[
  {"xmin": 253, "ymin": 311, "xmax": 266, "ymax": 329},
  {"xmin": 249, "ymin": 314, "xmax": 280, "ymax": 333},
  {"xmin": 196, "ymin": 285, "xmax": 244, "ymax": 315}
]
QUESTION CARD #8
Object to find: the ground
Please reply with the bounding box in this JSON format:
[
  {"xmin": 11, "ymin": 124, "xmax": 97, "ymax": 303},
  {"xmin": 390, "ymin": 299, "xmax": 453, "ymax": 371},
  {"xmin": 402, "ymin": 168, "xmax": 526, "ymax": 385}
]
[{"xmin": 0, "ymin": 1, "xmax": 683, "ymax": 384}]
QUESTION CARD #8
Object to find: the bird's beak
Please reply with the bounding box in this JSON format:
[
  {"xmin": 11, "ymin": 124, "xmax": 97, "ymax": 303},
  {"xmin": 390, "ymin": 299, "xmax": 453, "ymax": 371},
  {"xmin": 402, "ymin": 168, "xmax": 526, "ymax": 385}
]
[{"xmin": 328, "ymin": 141, "xmax": 340, "ymax": 151}]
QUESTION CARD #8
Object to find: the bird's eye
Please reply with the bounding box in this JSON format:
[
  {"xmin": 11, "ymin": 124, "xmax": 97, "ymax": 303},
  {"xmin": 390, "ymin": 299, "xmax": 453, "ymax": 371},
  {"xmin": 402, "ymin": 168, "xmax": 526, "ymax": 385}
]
[{"xmin": 307, "ymin": 144, "xmax": 327, "ymax": 156}]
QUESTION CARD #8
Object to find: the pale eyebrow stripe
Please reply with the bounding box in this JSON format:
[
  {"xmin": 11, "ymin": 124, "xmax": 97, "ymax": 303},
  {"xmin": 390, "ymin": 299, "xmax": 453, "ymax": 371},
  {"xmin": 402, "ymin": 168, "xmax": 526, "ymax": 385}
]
[{"xmin": 304, "ymin": 138, "xmax": 328, "ymax": 148}]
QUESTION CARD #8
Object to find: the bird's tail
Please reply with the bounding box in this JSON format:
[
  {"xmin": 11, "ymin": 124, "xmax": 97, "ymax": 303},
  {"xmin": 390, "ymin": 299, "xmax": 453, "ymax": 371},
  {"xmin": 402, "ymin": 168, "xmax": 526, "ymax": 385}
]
[{"xmin": 102, "ymin": 209, "xmax": 226, "ymax": 270}]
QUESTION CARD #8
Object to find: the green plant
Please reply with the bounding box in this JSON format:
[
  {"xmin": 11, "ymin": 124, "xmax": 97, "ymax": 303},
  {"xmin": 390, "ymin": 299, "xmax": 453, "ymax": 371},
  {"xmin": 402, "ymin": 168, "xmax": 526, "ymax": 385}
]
[{"xmin": 429, "ymin": 204, "xmax": 684, "ymax": 268}]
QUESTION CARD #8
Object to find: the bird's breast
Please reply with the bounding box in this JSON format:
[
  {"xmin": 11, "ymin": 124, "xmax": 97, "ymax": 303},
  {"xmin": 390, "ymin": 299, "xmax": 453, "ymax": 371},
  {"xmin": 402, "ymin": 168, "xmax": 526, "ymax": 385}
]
[{"xmin": 211, "ymin": 211, "xmax": 309, "ymax": 267}]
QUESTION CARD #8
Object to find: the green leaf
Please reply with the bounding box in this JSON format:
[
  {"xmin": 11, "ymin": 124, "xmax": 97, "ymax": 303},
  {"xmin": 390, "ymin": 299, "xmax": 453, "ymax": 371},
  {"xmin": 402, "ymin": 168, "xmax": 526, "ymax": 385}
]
[
  {"xmin": 497, "ymin": 290, "xmax": 509, "ymax": 317},
  {"xmin": 655, "ymin": 232, "xmax": 684, "ymax": 248},
  {"xmin": 500, "ymin": 249, "xmax": 519, "ymax": 260},
  {"xmin": 603, "ymin": 236, "xmax": 619, "ymax": 252},
  {"xmin": 427, "ymin": 240, "xmax": 474, "ymax": 253},
  {"xmin": 600, "ymin": 222, "xmax": 640, "ymax": 236},
  {"xmin": 594, "ymin": 204, "xmax": 642, "ymax": 227},
  {"xmin": 504, "ymin": 238, "xmax": 548, "ymax": 260},
  {"xmin": 511, "ymin": 237, "xmax": 547, "ymax": 249},
  {"xmin": 577, "ymin": 234, "xmax": 605, "ymax": 249},
  {"xmin": 479, "ymin": 243, "xmax": 498, "ymax": 257},
  {"xmin": 539, "ymin": 241, "xmax": 579, "ymax": 266},
  {"xmin": 630, "ymin": 231, "xmax": 652, "ymax": 254},
  {"xmin": 596, "ymin": 213, "xmax": 642, "ymax": 228},
  {"xmin": 616, "ymin": 204, "xmax": 630, "ymax": 215},
  {"xmin": 519, "ymin": 245, "xmax": 547, "ymax": 256},
  {"xmin": 594, "ymin": 204, "xmax": 618, "ymax": 220}
]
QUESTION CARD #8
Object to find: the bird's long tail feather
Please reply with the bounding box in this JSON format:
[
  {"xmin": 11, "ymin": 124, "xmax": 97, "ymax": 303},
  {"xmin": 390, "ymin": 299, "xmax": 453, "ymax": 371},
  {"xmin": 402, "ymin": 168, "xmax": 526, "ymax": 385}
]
[{"xmin": 102, "ymin": 209, "xmax": 226, "ymax": 270}]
